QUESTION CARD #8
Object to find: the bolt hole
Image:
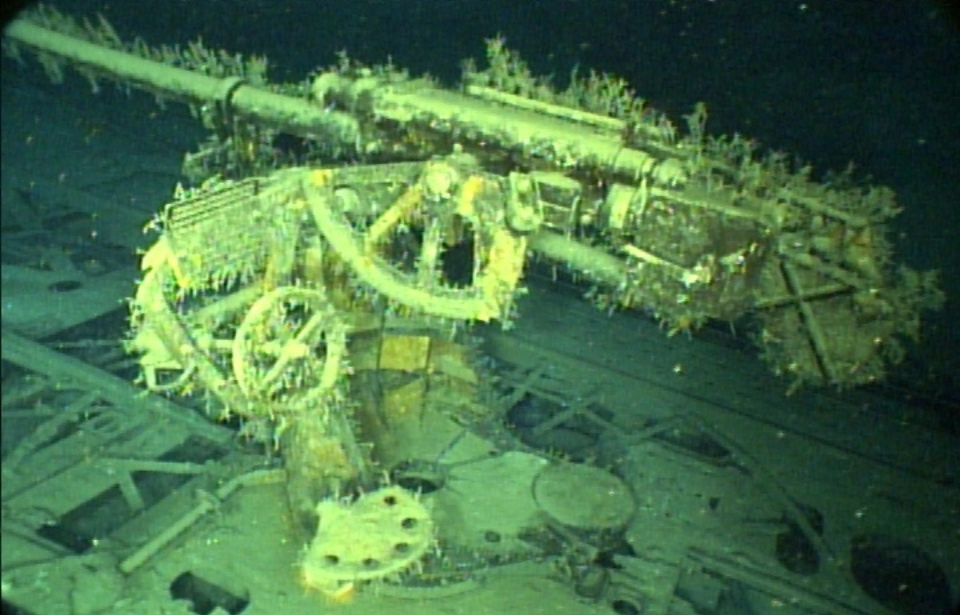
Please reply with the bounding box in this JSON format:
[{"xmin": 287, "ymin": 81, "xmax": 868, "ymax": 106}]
[
  {"xmin": 484, "ymin": 530, "xmax": 501, "ymax": 543},
  {"xmin": 611, "ymin": 598, "xmax": 643, "ymax": 615}
]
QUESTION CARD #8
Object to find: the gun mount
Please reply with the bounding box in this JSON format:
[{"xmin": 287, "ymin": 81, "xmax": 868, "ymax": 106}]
[
  {"xmin": 4, "ymin": 9, "xmax": 944, "ymax": 394},
  {"xmin": 2, "ymin": 8, "xmax": 954, "ymax": 615}
]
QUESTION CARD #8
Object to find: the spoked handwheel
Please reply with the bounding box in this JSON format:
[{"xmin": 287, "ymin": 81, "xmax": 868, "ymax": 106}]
[{"xmin": 232, "ymin": 286, "xmax": 347, "ymax": 407}]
